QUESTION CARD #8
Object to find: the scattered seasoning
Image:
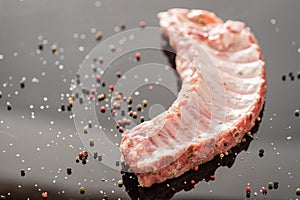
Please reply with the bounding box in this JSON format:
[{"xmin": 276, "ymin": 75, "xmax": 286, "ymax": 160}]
[
  {"xmin": 0, "ymin": 91, "xmax": 2, "ymax": 98},
  {"xmin": 282, "ymin": 74, "xmax": 286, "ymax": 81},
  {"xmin": 142, "ymin": 99, "xmax": 148, "ymax": 107},
  {"xmin": 241, "ymin": 138, "xmax": 246, "ymax": 143},
  {"xmin": 61, "ymin": 104, "xmax": 65, "ymax": 111},
  {"xmin": 210, "ymin": 175, "xmax": 215, "ymax": 180},
  {"xmin": 139, "ymin": 21, "xmax": 146, "ymax": 28},
  {"xmin": 83, "ymin": 126, "xmax": 88, "ymax": 134},
  {"xmin": 116, "ymin": 71, "xmax": 122, "ymax": 78},
  {"xmin": 88, "ymin": 121, "xmax": 92, "ymax": 128},
  {"xmin": 109, "ymin": 84, "xmax": 114, "ymax": 92},
  {"xmin": 190, "ymin": 179, "xmax": 195, "ymax": 185},
  {"xmin": 100, "ymin": 106, "xmax": 106, "ymax": 113},
  {"xmin": 93, "ymin": 152, "xmax": 98, "ymax": 159},
  {"xmin": 291, "ymin": 75, "xmax": 294, "ymax": 81},
  {"xmin": 127, "ymin": 97, "xmax": 133, "ymax": 104},
  {"xmin": 98, "ymin": 56, "xmax": 104, "ymax": 64},
  {"xmin": 259, "ymin": 149, "xmax": 264, "ymax": 157},
  {"xmin": 117, "ymin": 179, "xmax": 123, "ymax": 187},
  {"xmin": 256, "ymin": 117, "xmax": 261, "ymax": 122},
  {"xmin": 148, "ymin": 85, "xmax": 153, "ymax": 91},
  {"xmin": 98, "ymin": 93, "xmax": 105, "ymax": 101},
  {"xmin": 297, "ymin": 71, "xmax": 300, "ymax": 79},
  {"xmin": 68, "ymin": 97, "xmax": 73, "ymax": 107},
  {"xmin": 220, "ymin": 153, "xmax": 224, "ymax": 158},
  {"xmin": 129, "ymin": 110, "xmax": 133, "ymax": 116},
  {"xmin": 136, "ymin": 104, "xmax": 142, "ymax": 111},
  {"xmin": 96, "ymin": 74, "xmax": 101, "ymax": 83},
  {"xmin": 51, "ymin": 44, "xmax": 57, "ymax": 53},
  {"xmin": 79, "ymin": 187, "xmax": 86, "ymax": 194},
  {"xmin": 20, "ymin": 169, "xmax": 25, "ymax": 177},
  {"xmin": 132, "ymin": 111, "xmax": 138, "ymax": 119},
  {"xmin": 262, "ymin": 187, "xmax": 267, "ymax": 195},
  {"xmin": 20, "ymin": 80, "xmax": 25, "ymax": 88},
  {"xmin": 274, "ymin": 181, "xmax": 279, "ymax": 189},
  {"xmin": 95, "ymin": 31, "xmax": 103, "ymax": 41},
  {"xmin": 288, "ymin": 72, "xmax": 293, "ymax": 77},
  {"xmin": 135, "ymin": 52, "xmax": 141, "ymax": 61},
  {"xmin": 98, "ymin": 155, "xmax": 102, "ymax": 161},
  {"xmin": 193, "ymin": 165, "xmax": 199, "ymax": 171},
  {"xmin": 67, "ymin": 105, "xmax": 72, "ymax": 111},
  {"xmin": 116, "ymin": 161, "xmax": 120, "ymax": 166},
  {"xmin": 41, "ymin": 192, "xmax": 48, "ymax": 199},
  {"xmin": 119, "ymin": 126, "xmax": 124, "ymax": 133},
  {"xmin": 246, "ymin": 186, "xmax": 251, "ymax": 193},
  {"xmin": 0, "ymin": 195, "xmax": 6, "ymax": 200},
  {"xmin": 296, "ymin": 188, "xmax": 300, "ymax": 196},
  {"xmin": 120, "ymin": 24, "xmax": 126, "ymax": 30},
  {"xmin": 38, "ymin": 44, "xmax": 43, "ymax": 50},
  {"xmin": 268, "ymin": 182, "xmax": 273, "ymax": 189},
  {"xmin": 66, "ymin": 168, "xmax": 72, "ymax": 175},
  {"xmin": 140, "ymin": 116, "xmax": 145, "ymax": 123},
  {"xmin": 75, "ymin": 156, "xmax": 80, "ymax": 163},
  {"xmin": 128, "ymin": 105, "xmax": 132, "ymax": 111},
  {"xmin": 89, "ymin": 139, "xmax": 94, "ymax": 147},
  {"xmin": 295, "ymin": 109, "xmax": 300, "ymax": 117},
  {"xmin": 6, "ymin": 102, "xmax": 12, "ymax": 110}
]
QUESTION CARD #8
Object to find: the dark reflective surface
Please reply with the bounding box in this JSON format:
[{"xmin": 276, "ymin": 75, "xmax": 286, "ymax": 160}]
[{"xmin": 1, "ymin": 0, "xmax": 300, "ymax": 200}]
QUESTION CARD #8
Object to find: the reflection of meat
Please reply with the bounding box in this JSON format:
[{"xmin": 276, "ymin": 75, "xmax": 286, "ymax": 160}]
[{"xmin": 120, "ymin": 9, "xmax": 266, "ymax": 187}]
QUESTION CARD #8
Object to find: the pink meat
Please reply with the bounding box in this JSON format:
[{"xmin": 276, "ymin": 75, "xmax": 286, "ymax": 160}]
[{"xmin": 120, "ymin": 9, "xmax": 266, "ymax": 187}]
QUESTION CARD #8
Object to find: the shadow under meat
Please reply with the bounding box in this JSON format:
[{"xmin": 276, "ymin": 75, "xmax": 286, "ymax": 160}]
[{"xmin": 121, "ymin": 36, "xmax": 266, "ymax": 200}]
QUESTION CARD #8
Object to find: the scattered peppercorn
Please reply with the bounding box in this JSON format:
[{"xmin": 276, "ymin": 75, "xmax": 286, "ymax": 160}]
[
  {"xmin": 262, "ymin": 187, "xmax": 267, "ymax": 195},
  {"xmin": 139, "ymin": 21, "xmax": 146, "ymax": 28},
  {"xmin": 75, "ymin": 156, "xmax": 80, "ymax": 163},
  {"xmin": 100, "ymin": 106, "xmax": 106, "ymax": 113},
  {"xmin": 117, "ymin": 179, "xmax": 123, "ymax": 187},
  {"xmin": 282, "ymin": 75, "xmax": 286, "ymax": 81},
  {"xmin": 274, "ymin": 181, "xmax": 279, "ymax": 189},
  {"xmin": 120, "ymin": 24, "xmax": 126, "ymax": 30},
  {"xmin": 95, "ymin": 31, "xmax": 103, "ymax": 41},
  {"xmin": 38, "ymin": 44, "xmax": 43, "ymax": 50},
  {"xmin": 295, "ymin": 109, "xmax": 300, "ymax": 117},
  {"xmin": 67, "ymin": 105, "xmax": 72, "ymax": 111},
  {"xmin": 96, "ymin": 74, "xmax": 101, "ymax": 83},
  {"xmin": 116, "ymin": 71, "xmax": 122, "ymax": 78},
  {"xmin": 140, "ymin": 116, "xmax": 145, "ymax": 123},
  {"xmin": 136, "ymin": 104, "xmax": 142, "ymax": 111},
  {"xmin": 51, "ymin": 44, "xmax": 57, "ymax": 53},
  {"xmin": 268, "ymin": 182, "xmax": 273, "ymax": 189},
  {"xmin": 297, "ymin": 71, "xmax": 300, "ymax": 79},
  {"xmin": 66, "ymin": 168, "xmax": 72, "ymax": 175},
  {"xmin": 98, "ymin": 93, "xmax": 105, "ymax": 101},
  {"xmin": 90, "ymin": 139, "xmax": 94, "ymax": 147},
  {"xmin": 127, "ymin": 97, "xmax": 133, "ymax": 104},
  {"xmin": 135, "ymin": 52, "xmax": 141, "ymax": 61},
  {"xmin": 84, "ymin": 126, "xmax": 88, "ymax": 134},
  {"xmin": 41, "ymin": 192, "xmax": 48, "ymax": 199},
  {"xmin": 193, "ymin": 165, "xmax": 199, "ymax": 171},
  {"xmin": 6, "ymin": 102, "xmax": 12, "ymax": 110},
  {"xmin": 79, "ymin": 187, "xmax": 85, "ymax": 194},
  {"xmin": 132, "ymin": 111, "xmax": 138, "ymax": 119},
  {"xmin": 241, "ymin": 138, "xmax": 246, "ymax": 143},
  {"xmin": 142, "ymin": 99, "xmax": 148, "ymax": 107},
  {"xmin": 190, "ymin": 179, "xmax": 195, "ymax": 185},
  {"xmin": 0, "ymin": 91, "xmax": 2, "ymax": 98},
  {"xmin": 61, "ymin": 104, "xmax": 65, "ymax": 111},
  {"xmin": 296, "ymin": 188, "xmax": 300, "ymax": 196},
  {"xmin": 20, "ymin": 80, "xmax": 25, "ymax": 88},
  {"xmin": 109, "ymin": 84, "xmax": 114, "ymax": 92},
  {"xmin": 20, "ymin": 169, "xmax": 25, "ymax": 177},
  {"xmin": 246, "ymin": 186, "xmax": 251, "ymax": 193}
]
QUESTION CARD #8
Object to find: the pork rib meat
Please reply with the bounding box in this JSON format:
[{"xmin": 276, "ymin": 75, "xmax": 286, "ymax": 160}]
[{"xmin": 120, "ymin": 9, "xmax": 266, "ymax": 187}]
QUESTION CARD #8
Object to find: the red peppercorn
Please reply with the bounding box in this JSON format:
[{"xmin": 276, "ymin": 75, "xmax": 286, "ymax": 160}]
[
  {"xmin": 100, "ymin": 106, "xmax": 106, "ymax": 113},
  {"xmin": 42, "ymin": 192, "xmax": 48, "ymax": 199},
  {"xmin": 262, "ymin": 187, "xmax": 267, "ymax": 195},
  {"xmin": 135, "ymin": 52, "xmax": 141, "ymax": 60},
  {"xmin": 139, "ymin": 21, "xmax": 146, "ymax": 28},
  {"xmin": 210, "ymin": 175, "xmax": 215, "ymax": 180},
  {"xmin": 109, "ymin": 84, "xmax": 114, "ymax": 91},
  {"xmin": 111, "ymin": 109, "xmax": 116, "ymax": 116},
  {"xmin": 193, "ymin": 166, "xmax": 199, "ymax": 171},
  {"xmin": 191, "ymin": 179, "xmax": 195, "ymax": 185},
  {"xmin": 96, "ymin": 75, "xmax": 101, "ymax": 83},
  {"xmin": 148, "ymin": 85, "xmax": 153, "ymax": 91},
  {"xmin": 246, "ymin": 186, "xmax": 251, "ymax": 192}
]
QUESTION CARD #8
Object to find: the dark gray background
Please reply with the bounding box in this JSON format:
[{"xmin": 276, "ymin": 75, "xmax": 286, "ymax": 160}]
[{"xmin": 0, "ymin": 0, "xmax": 300, "ymax": 199}]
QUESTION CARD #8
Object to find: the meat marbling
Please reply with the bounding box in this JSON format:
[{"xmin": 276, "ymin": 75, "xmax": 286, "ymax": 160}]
[{"xmin": 120, "ymin": 9, "xmax": 266, "ymax": 187}]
